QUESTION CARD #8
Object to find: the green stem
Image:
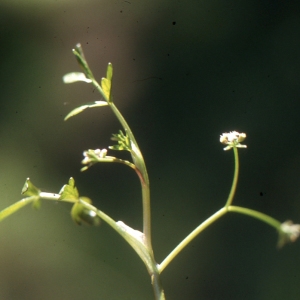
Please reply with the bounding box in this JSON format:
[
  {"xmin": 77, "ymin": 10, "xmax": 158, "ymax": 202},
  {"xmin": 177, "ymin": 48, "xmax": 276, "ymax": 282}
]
[
  {"xmin": 73, "ymin": 47, "xmax": 152, "ymax": 249},
  {"xmin": 0, "ymin": 192, "xmax": 79, "ymax": 223},
  {"xmin": 228, "ymin": 205, "xmax": 281, "ymax": 230},
  {"xmin": 0, "ymin": 196, "xmax": 38, "ymax": 222},
  {"xmin": 79, "ymin": 200, "xmax": 164, "ymax": 299},
  {"xmin": 91, "ymin": 157, "xmax": 146, "ymax": 187},
  {"xmin": 87, "ymin": 68, "xmax": 152, "ymax": 250},
  {"xmin": 39, "ymin": 192, "xmax": 61, "ymax": 201},
  {"xmin": 151, "ymin": 271, "xmax": 166, "ymax": 300},
  {"xmin": 83, "ymin": 156, "xmax": 137, "ymax": 172},
  {"xmin": 109, "ymin": 102, "xmax": 151, "ymax": 250},
  {"xmin": 108, "ymin": 102, "xmax": 149, "ymax": 184},
  {"xmin": 225, "ymin": 147, "xmax": 239, "ymax": 207},
  {"xmin": 158, "ymin": 204, "xmax": 282, "ymax": 274},
  {"xmin": 158, "ymin": 207, "xmax": 227, "ymax": 273}
]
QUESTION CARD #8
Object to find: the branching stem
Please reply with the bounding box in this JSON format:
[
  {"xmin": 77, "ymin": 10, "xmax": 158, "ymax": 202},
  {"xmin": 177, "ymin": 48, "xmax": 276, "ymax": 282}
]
[
  {"xmin": 158, "ymin": 207, "xmax": 227, "ymax": 273},
  {"xmin": 79, "ymin": 55, "xmax": 152, "ymax": 250},
  {"xmin": 228, "ymin": 205, "xmax": 281, "ymax": 230}
]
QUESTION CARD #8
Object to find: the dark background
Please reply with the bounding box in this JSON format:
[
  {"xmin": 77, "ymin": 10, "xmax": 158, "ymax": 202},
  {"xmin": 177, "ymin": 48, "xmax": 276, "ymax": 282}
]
[{"xmin": 1, "ymin": 0, "xmax": 300, "ymax": 299}]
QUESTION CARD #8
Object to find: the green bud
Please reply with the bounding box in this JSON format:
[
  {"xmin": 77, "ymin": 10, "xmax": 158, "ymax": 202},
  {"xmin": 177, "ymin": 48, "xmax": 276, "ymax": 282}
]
[{"xmin": 71, "ymin": 197, "xmax": 101, "ymax": 226}]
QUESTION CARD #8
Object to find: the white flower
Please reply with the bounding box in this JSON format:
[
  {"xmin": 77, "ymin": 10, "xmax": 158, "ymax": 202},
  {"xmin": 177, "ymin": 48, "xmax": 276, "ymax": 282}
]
[
  {"xmin": 220, "ymin": 131, "xmax": 247, "ymax": 151},
  {"xmin": 94, "ymin": 148, "xmax": 108, "ymax": 158},
  {"xmin": 278, "ymin": 220, "xmax": 300, "ymax": 248},
  {"xmin": 81, "ymin": 148, "xmax": 116, "ymax": 171}
]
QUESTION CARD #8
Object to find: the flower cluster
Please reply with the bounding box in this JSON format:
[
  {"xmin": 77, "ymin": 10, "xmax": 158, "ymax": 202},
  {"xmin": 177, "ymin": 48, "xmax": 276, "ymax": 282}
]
[
  {"xmin": 81, "ymin": 149, "xmax": 115, "ymax": 171},
  {"xmin": 82, "ymin": 148, "xmax": 108, "ymax": 164},
  {"xmin": 278, "ymin": 220, "xmax": 300, "ymax": 248},
  {"xmin": 220, "ymin": 131, "xmax": 247, "ymax": 151}
]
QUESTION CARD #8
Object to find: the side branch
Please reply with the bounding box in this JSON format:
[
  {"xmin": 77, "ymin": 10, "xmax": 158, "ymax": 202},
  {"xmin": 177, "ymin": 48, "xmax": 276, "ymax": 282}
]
[{"xmin": 158, "ymin": 207, "xmax": 227, "ymax": 273}]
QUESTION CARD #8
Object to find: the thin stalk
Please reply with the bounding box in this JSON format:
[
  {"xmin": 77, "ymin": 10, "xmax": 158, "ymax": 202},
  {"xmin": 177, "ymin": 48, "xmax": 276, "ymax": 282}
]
[
  {"xmin": 0, "ymin": 196, "xmax": 37, "ymax": 222},
  {"xmin": 39, "ymin": 192, "xmax": 61, "ymax": 201},
  {"xmin": 82, "ymin": 156, "xmax": 138, "ymax": 173},
  {"xmin": 225, "ymin": 147, "xmax": 239, "ymax": 207},
  {"xmin": 228, "ymin": 205, "xmax": 281, "ymax": 230},
  {"xmin": 0, "ymin": 193, "xmax": 72, "ymax": 222},
  {"xmin": 158, "ymin": 207, "xmax": 227, "ymax": 273}
]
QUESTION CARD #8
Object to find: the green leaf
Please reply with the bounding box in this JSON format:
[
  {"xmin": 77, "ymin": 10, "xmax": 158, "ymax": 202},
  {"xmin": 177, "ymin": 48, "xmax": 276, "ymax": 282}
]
[
  {"xmin": 21, "ymin": 178, "xmax": 40, "ymax": 197},
  {"xmin": 21, "ymin": 178, "xmax": 41, "ymax": 209},
  {"xmin": 106, "ymin": 62, "xmax": 113, "ymax": 81},
  {"xmin": 63, "ymin": 72, "xmax": 92, "ymax": 84},
  {"xmin": 72, "ymin": 44, "xmax": 92, "ymax": 78},
  {"xmin": 71, "ymin": 197, "xmax": 101, "ymax": 226},
  {"xmin": 101, "ymin": 63, "xmax": 113, "ymax": 101},
  {"xmin": 64, "ymin": 101, "xmax": 108, "ymax": 121},
  {"xmin": 101, "ymin": 78, "xmax": 110, "ymax": 99},
  {"xmin": 59, "ymin": 177, "xmax": 79, "ymax": 201}
]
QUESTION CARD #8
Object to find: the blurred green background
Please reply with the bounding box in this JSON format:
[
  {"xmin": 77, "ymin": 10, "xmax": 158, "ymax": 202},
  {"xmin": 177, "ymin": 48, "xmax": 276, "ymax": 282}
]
[{"xmin": 1, "ymin": 0, "xmax": 300, "ymax": 299}]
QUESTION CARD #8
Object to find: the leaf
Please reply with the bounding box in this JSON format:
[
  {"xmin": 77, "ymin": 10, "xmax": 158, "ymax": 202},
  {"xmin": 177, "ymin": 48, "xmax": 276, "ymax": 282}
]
[
  {"xmin": 63, "ymin": 72, "xmax": 92, "ymax": 84},
  {"xmin": 64, "ymin": 101, "xmax": 108, "ymax": 121},
  {"xmin": 72, "ymin": 44, "xmax": 92, "ymax": 79},
  {"xmin": 21, "ymin": 178, "xmax": 41, "ymax": 209},
  {"xmin": 73, "ymin": 44, "xmax": 85, "ymax": 65},
  {"xmin": 59, "ymin": 177, "xmax": 79, "ymax": 201},
  {"xmin": 101, "ymin": 63, "xmax": 113, "ymax": 101},
  {"xmin": 21, "ymin": 178, "xmax": 40, "ymax": 197},
  {"xmin": 101, "ymin": 78, "xmax": 110, "ymax": 99},
  {"xmin": 106, "ymin": 62, "xmax": 113, "ymax": 81}
]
